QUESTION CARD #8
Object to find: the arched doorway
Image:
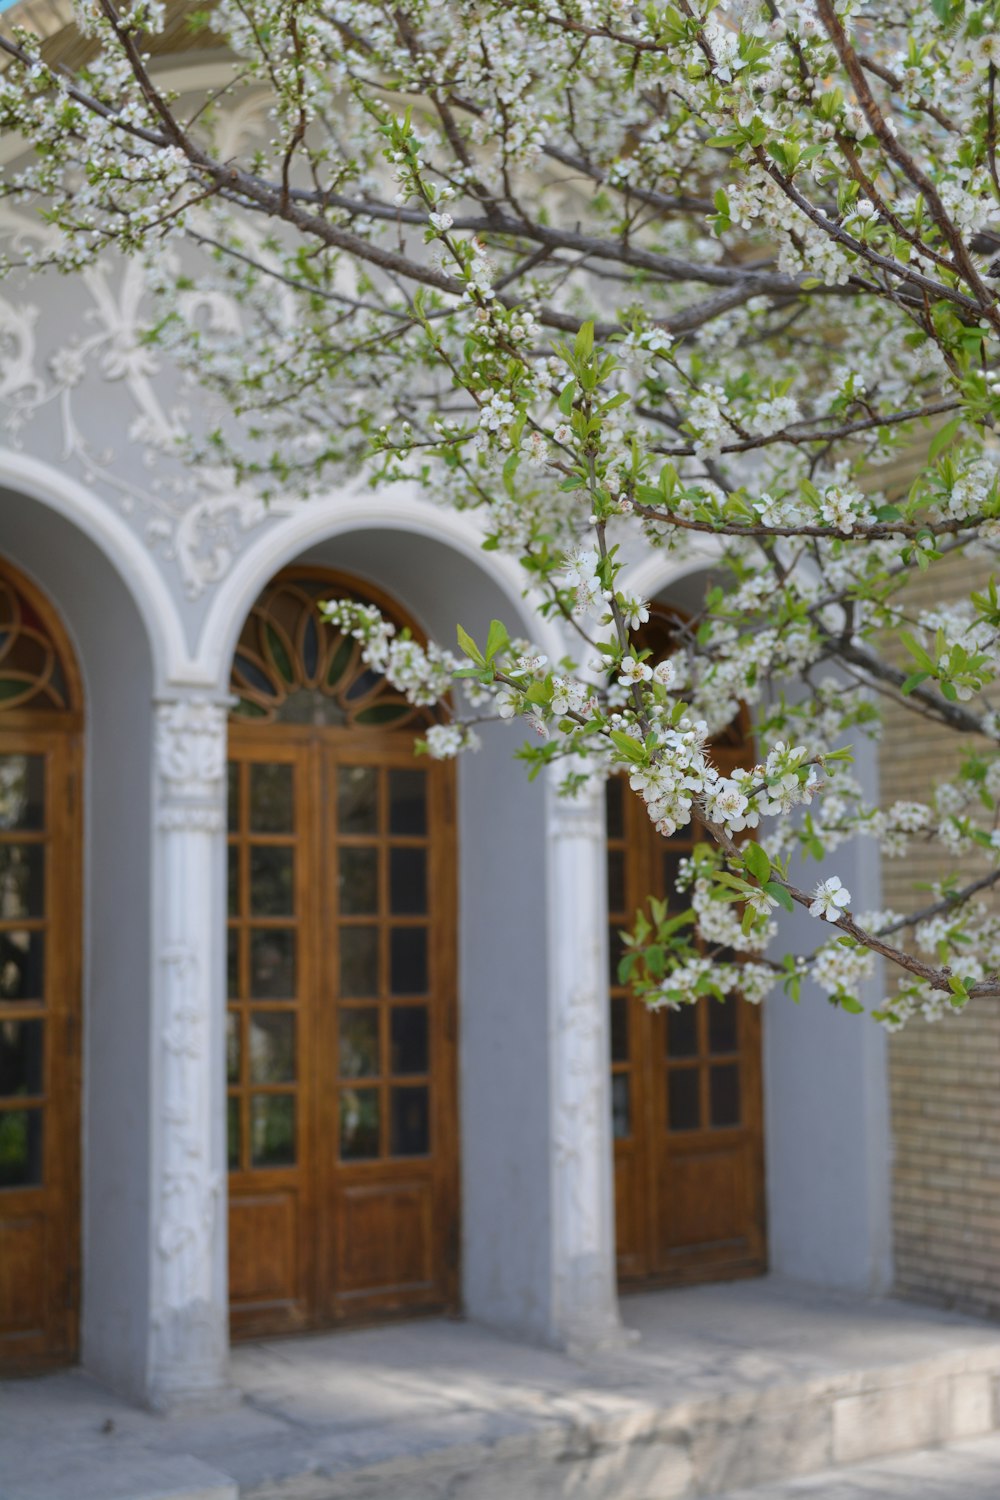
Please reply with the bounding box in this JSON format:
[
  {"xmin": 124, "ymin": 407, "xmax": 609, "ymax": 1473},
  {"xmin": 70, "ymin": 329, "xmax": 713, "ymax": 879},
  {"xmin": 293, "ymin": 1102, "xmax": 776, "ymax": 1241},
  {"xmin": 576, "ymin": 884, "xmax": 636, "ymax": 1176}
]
[
  {"xmin": 0, "ymin": 558, "xmax": 82, "ymax": 1370},
  {"xmin": 226, "ymin": 570, "xmax": 459, "ymax": 1337},
  {"xmin": 607, "ymin": 607, "xmax": 766, "ymax": 1287}
]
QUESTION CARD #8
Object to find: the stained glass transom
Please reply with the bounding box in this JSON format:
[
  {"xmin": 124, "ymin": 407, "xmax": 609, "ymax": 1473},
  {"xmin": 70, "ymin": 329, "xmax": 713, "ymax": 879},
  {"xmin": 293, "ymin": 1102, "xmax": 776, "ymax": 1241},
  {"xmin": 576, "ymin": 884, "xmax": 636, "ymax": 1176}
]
[
  {"xmin": 0, "ymin": 574, "xmax": 75, "ymax": 714},
  {"xmin": 229, "ymin": 575, "xmax": 440, "ymax": 730}
]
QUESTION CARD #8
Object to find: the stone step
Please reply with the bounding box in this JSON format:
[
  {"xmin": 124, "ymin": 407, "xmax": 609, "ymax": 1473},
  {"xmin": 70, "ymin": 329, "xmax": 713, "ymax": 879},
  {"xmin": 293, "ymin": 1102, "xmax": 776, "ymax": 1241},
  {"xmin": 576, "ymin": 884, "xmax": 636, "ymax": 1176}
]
[
  {"xmin": 6, "ymin": 1285, "xmax": 1000, "ymax": 1500},
  {"xmin": 0, "ymin": 1450, "xmax": 237, "ymax": 1500},
  {"xmin": 712, "ymin": 1431, "xmax": 1000, "ymax": 1499},
  {"xmin": 243, "ymin": 1338, "xmax": 1000, "ymax": 1499}
]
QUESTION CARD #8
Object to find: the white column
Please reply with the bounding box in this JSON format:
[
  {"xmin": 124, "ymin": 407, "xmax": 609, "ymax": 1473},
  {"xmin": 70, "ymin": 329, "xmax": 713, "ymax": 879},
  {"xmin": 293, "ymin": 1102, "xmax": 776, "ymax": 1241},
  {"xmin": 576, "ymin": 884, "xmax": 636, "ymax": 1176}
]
[
  {"xmin": 546, "ymin": 769, "xmax": 629, "ymax": 1354},
  {"xmin": 148, "ymin": 694, "xmax": 231, "ymax": 1409}
]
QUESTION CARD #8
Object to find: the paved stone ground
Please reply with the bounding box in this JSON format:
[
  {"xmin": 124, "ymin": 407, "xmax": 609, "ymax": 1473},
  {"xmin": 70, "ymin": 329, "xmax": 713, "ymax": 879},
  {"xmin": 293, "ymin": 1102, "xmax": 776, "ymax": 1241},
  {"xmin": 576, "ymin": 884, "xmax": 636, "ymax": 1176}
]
[
  {"xmin": 3, "ymin": 1278, "xmax": 1000, "ymax": 1499},
  {"xmin": 715, "ymin": 1432, "xmax": 1000, "ymax": 1498}
]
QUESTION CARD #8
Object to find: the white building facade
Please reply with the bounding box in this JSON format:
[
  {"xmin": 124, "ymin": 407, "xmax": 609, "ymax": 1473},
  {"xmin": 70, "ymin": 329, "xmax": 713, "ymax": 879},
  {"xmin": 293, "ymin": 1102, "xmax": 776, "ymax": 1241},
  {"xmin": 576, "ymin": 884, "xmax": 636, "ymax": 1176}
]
[{"xmin": 0, "ymin": 31, "xmax": 893, "ymax": 1413}]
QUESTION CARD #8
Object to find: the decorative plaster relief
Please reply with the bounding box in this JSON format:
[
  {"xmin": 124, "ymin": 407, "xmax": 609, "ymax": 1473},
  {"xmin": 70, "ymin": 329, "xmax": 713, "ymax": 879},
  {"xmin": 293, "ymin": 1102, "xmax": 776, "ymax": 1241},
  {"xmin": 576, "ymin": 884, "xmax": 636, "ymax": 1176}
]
[
  {"xmin": 158, "ymin": 942, "xmax": 221, "ymax": 1315},
  {"xmin": 546, "ymin": 764, "xmax": 607, "ymax": 846},
  {"xmin": 552, "ymin": 975, "xmax": 606, "ymax": 1242},
  {"xmin": 155, "ymin": 696, "xmax": 228, "ymax": 825},
  {"xmin": 0, "ymin": 204, "xmax": 302, "ymax": 601}
]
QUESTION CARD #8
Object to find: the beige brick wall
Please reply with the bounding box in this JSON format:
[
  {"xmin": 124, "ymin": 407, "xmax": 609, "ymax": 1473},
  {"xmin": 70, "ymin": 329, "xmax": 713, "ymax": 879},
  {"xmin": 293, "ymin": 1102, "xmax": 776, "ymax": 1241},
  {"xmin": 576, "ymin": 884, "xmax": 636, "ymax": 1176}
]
[{"xmin": 879, "ymin": 545, "xmax": 1000, "ymax": 1317}]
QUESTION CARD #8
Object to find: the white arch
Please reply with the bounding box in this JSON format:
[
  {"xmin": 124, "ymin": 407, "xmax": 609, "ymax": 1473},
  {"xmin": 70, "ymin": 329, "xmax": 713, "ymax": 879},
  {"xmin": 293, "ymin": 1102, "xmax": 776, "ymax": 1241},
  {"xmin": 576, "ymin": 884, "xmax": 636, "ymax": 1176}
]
[
  {"xmin": 195, "ymin": 487, "xmax": 566, "ymax": 691},
  {"xmin": 0, "ymin": 448, "xmax": 188, "ymax": 689},
  {"xmin": 621, "ymin": 535, "xmax": 726, "ymax": 606}
]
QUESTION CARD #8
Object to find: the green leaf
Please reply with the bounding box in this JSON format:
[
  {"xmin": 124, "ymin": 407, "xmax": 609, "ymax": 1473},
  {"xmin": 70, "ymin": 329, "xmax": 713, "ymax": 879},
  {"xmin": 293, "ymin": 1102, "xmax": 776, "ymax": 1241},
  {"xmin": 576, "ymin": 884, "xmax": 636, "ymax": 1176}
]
[
  {"xmin": 609, "ymin": 729, "xmax": 646, "ymax": 763},
  {"xmin": 485, "ymin": 619, "xmax": 509, "ymax": 662},
  {"xmin": 573, "ymin": 321, "xmax": 594, "ymax": 361},
  {"xmin": 839, "ymin": 995, "xmax": 865, "ymax": 1015},
  {"xmin": 764, "ymin": 881, "xmax": 795, "ymax": 913},
  {"xmin": 899, "ymin": 631, "xmax": 935, "ymax": 672},
  {"xmin": 456, "ymin": 624, "xmax": 485, "ymax": 666},
  {"xmin": 617, "ymin": 952, "xmax": 638, "ymax": 985},
  {"xmin": 743, "ymin": 843, "xmax": 771, "ymax": 885},
  {"xmin": 557, "ymin": 379, "xmax": 577, "ymax": 417},
  {"xmin": 645, "ymin": 944, "xmax": 666, "ymax": 978},
  {"xmin": 928, "ymin": 415, "xmax": 963, "ymax": 461}
]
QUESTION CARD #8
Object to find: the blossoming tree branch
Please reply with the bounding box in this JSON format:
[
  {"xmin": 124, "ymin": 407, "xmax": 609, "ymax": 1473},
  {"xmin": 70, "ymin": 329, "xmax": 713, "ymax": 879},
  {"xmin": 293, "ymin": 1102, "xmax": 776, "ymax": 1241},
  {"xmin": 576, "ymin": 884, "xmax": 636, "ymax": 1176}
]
[{"xmin": 2, "ymin": 0, "xmax": 1000, "ymax": 1026}]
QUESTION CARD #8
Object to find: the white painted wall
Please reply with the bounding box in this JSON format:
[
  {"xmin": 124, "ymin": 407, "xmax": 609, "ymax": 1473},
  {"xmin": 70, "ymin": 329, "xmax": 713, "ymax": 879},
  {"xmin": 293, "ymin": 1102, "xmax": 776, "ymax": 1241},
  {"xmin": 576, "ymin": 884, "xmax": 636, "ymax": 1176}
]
[{"xmin": 763, "ymin": 729, "xmax": 893, "ymax": 1293}]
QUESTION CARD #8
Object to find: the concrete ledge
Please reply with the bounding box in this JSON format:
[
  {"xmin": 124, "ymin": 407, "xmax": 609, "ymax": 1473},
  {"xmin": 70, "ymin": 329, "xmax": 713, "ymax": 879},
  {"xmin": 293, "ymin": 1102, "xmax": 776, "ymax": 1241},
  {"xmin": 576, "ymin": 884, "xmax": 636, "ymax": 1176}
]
[
  {"xmin": 0, "ymin": 1451, "xmax": 237, "ymax": 1500},
  {"xmin": 242, "ymin": 1346, "xmax": 1000, "ymax": 1499},
  {"xmin": 712, "ymin": 1431, "xmax": 1000, "ymax": 1500},
  {"xmin": 6, "ymin": 1281, "xmax": 1000, "ymax": 1500}
]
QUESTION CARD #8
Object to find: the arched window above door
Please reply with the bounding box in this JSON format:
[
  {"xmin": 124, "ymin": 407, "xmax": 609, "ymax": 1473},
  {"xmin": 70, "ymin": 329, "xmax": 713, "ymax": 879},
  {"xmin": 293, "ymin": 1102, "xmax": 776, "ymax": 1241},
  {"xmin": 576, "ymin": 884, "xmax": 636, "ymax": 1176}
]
[
  {"xmin": 0, "ymin": 568, "xmax": 81, "ymax": 716},
  {"xmin": 229, "ymin": 572, "xmax": 440, "ymax": 731}
]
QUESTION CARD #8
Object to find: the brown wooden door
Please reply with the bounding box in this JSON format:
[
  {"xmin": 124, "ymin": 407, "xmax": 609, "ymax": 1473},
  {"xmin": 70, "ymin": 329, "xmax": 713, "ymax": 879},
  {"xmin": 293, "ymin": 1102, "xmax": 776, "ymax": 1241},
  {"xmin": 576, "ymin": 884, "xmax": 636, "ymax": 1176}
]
[
  {"xmin": 608, "ymin": 774, "xmax": 766, "ymax": 1287},
  {"xmin": 0, "ymin": 561, "xmax": 83, "ymax": 1371},
  {"xmin": 226, "ymin": 729, "xmax": 459, "ymax": 1336},
  {"xmin": 0, "ymin": 733, "xmax": 82, "ymax": 1369}
]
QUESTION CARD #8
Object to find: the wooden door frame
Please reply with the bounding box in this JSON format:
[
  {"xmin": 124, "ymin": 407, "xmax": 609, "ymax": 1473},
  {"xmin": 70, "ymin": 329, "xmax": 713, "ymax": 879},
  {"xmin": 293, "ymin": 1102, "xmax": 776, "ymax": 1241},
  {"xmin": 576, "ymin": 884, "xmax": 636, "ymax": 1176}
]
[
  {"xmin": 227, "ymin": 720, "xmax": 461, "ymax": 1334},
  {"xmin": 0, "ymin": 559, "xmax": 83, "ymax": 1371}
]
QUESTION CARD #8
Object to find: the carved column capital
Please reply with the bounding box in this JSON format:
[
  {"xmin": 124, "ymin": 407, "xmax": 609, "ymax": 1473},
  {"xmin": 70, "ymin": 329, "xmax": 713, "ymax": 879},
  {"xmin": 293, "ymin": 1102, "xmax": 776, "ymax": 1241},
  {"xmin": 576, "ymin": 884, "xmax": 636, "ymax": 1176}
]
[
  {"xmin": 154, "ymin": 694, "xmax": 229, "ymax": 832},
  {"xmin": 545, "ymin": 764, "xmax": 606, "ymax": 845}
]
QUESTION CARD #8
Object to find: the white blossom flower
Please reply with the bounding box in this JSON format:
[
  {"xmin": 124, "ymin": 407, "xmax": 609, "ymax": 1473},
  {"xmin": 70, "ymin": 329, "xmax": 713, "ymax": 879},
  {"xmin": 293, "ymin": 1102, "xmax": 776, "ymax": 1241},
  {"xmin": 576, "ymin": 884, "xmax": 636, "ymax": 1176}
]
[
  {"xmin": 425, "ymin": 724, "xmax": 480, "ymax": 758},
  {"xmin": 746, "ymin": 887, "xmax": 778, "ymax": 916},
  {"xmin": 495, "ymin": 686, "xmax": 520, "ymax": 719},
  {"xmin": 618, "ymin": 656, "xmax": 653, "ymax": 687},
  {"xmin": 809, "ymin": 876, "xmax": 851, "ymax": 922},
  {"xmin": 703, "ymin": 775, "xmax": 757, "ymax": 834}
]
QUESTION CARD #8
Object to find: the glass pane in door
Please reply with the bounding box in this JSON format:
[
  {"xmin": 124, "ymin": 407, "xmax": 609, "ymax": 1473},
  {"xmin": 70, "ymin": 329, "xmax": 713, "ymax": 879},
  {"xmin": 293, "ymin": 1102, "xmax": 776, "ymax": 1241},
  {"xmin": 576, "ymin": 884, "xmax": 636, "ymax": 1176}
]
[
  {"xmin": 0, "ymin": 752, "xmax": 47, "ymax": 1196},
  {"xmin": 0, "ymin": 755, "xmax": 44, "ymax": 831},
  {"xmin": 333, "ymin": 762, "xmax": 436, "ymax": 1165},
  {"xmin": 227, "ymin": 757, "xmax": 301, "ymax": 1172}
]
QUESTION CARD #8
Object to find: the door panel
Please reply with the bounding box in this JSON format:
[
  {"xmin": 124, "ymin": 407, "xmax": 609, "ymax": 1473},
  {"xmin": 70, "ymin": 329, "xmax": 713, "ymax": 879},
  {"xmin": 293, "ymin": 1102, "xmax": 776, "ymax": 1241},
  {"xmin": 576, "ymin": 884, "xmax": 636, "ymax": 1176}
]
[
  {"xmin": 323, "ymin": 751, "xmax": 455, "ymax": 1322},
  {"xmin": 229, "ymin": 1190, "xmax": 299, "ymax": 1306},
  {"xmin": 336, "ymin": 1180, "xmax": 434, "ymax": 1300},
  {"xmin": 0, "ymin": 734, "xmax": 81, "ymax": 1369},
  {"xmin": 228, "ymin": 733, "xmax": 458, "ymax": 1336},
  {"xmin": 608, "ymin": 772, "xmax": 766, "ymax": 1289}
]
